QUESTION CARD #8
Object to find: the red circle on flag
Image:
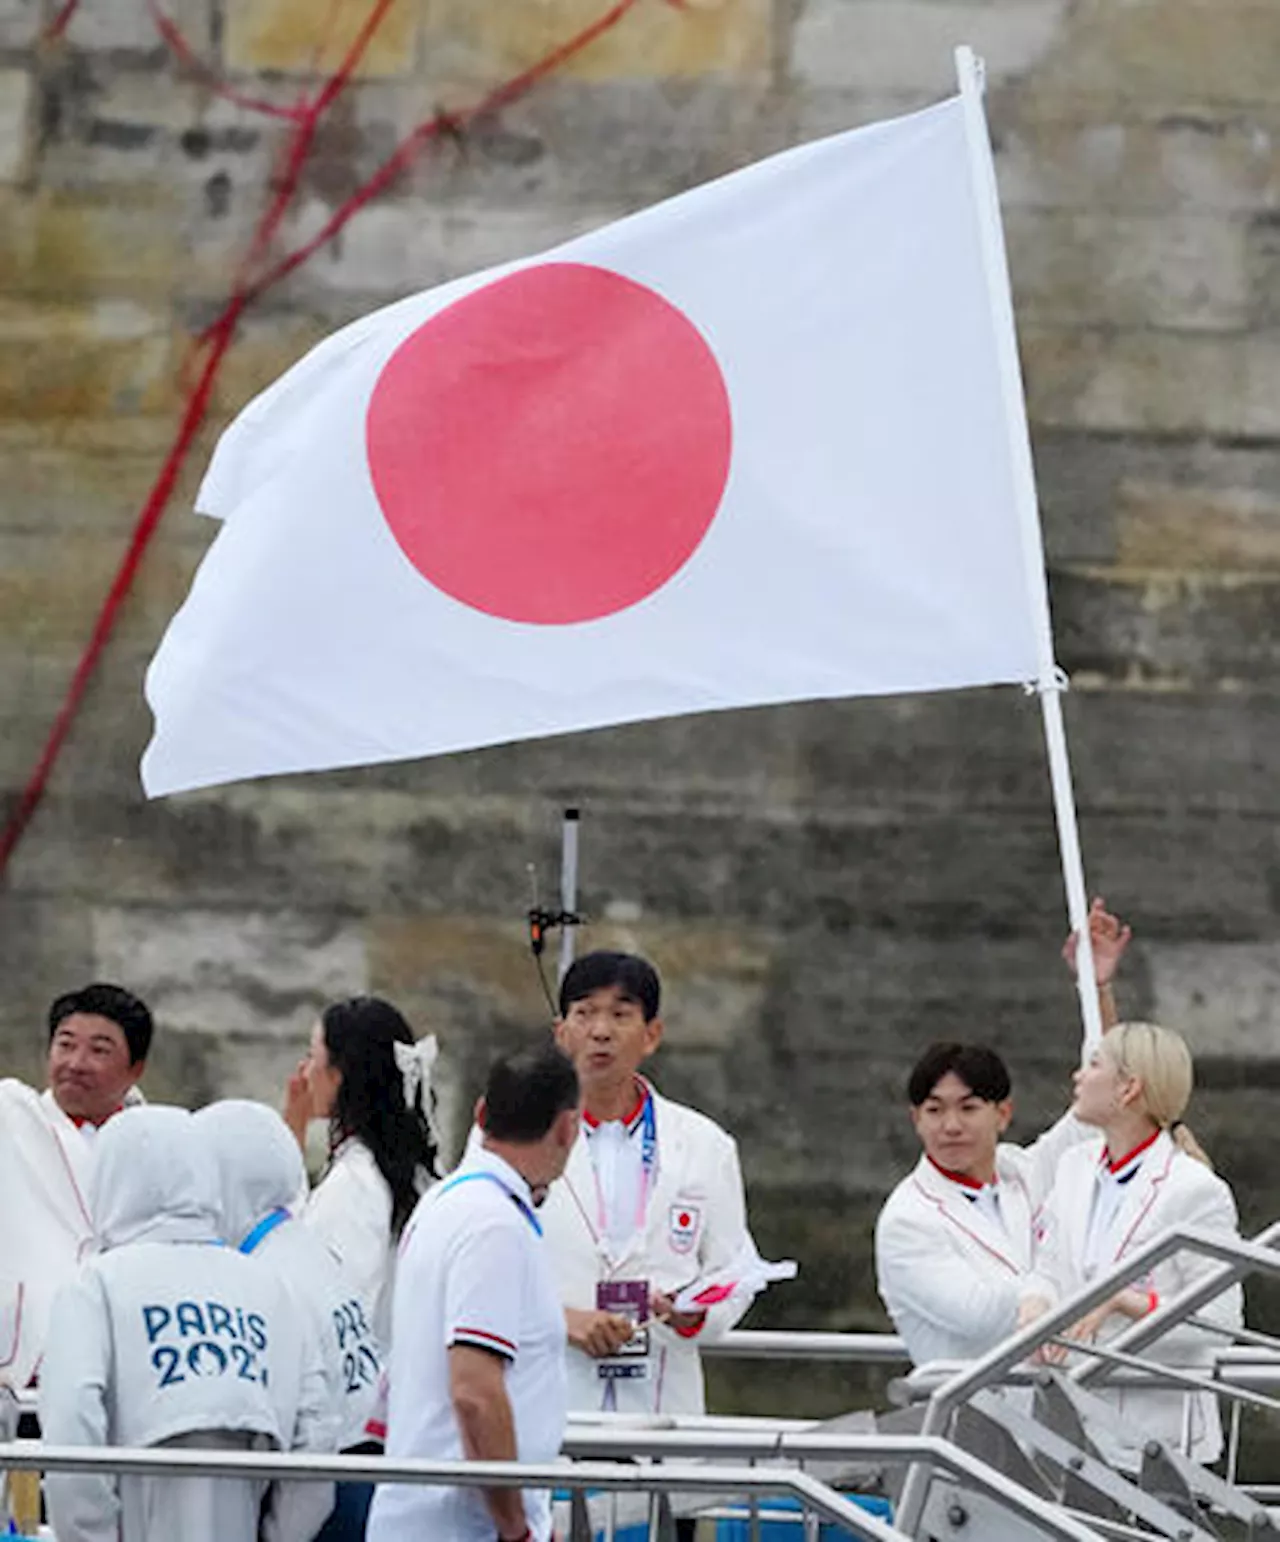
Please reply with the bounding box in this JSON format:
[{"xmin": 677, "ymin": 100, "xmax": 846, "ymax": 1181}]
[
  {"xmin": 679, "ymin": 1213, "xmax": 691, "ymax": 1227},
  {"xmin": 365, "ymin": 262, "xmax": 733, "ymax": 625}
]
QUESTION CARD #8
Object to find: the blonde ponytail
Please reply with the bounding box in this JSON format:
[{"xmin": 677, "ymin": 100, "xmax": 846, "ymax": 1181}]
[{"xmin": 1168, "ymin": 1117, "xmax": 1214, "ymax": 1171}]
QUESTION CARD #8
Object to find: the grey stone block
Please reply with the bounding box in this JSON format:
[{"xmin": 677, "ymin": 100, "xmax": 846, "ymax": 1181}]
[
  {"xmin": 788, "ymin": 0, "xmax": 1067, "ymax": 96},
  {"xmin": 1007, "ymin": 208, "xmax": 1250, "ymax": 332},
  {"xmin": 0, "ymin": 0, "xmax": 37, "ymax": 49},
  {"xmin": 1146, "ymin": 940, "xmax": 1280, "ymax": 1059},
  {"xmin": 994, "ymin": 108, "xmax": 1280, "ymax": 217},
  {"xmin": 1052, "ymin": 567, "xmax": 1280, "ymax": 685}
]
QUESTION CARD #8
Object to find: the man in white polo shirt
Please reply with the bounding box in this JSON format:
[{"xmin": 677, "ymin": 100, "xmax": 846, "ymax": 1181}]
[{"xmin": 367, "ymin": 1043, "xmax": 580, "ymax": 1542}]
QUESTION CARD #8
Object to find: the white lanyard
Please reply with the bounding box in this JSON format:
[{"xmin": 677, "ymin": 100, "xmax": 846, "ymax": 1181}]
[{"xmin": 573, "ymin": 1090, "xmax": 659, "ymax": 1268}]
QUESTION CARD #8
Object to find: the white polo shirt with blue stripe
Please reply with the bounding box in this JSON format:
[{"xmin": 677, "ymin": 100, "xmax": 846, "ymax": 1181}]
[{"xmin": 367, "ymin": 1145, "xmax": 567, "ymax": 1542}]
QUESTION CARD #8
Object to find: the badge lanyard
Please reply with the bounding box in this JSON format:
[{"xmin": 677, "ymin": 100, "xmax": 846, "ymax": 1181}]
[
  {"xmin": 438, "ymin": 1169, "xmax": 543, "ymax": 1237},
  {"xmin": 238, "ymin": 1206, "xmax": 291, "ymax": 1255}
]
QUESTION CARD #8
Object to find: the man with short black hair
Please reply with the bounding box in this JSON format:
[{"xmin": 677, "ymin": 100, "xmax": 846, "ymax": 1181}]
[
  {"xmin": 368, "ymin": 1044, "xmax": 579, "ymax": 1542},
  {"xmin": 874, "ymin": 903, "xmax": 1130, "ymax": 1366},
  {"xmin": 0, "ymin": 982, "xmax": 154, "ymax": 1389},
  {"xmin": 540, "ymin": 949, "xmax": 761, "ymax": 1417},
  {"xmin": 46, "ymin": 983, "xmax": 153, "ymax": 1125}
]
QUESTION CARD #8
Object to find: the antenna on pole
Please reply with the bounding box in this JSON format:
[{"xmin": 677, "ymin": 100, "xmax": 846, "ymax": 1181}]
[
  {"xmin": 526, "ymin": 806, "xmax": 584, "ymax": 1018},
  {"xmin": 558, "ymin": 807, "xmax": 580, "ymax": 983}
]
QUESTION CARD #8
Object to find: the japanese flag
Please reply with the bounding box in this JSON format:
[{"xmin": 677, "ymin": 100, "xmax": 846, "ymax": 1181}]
[{"xmin": 142, "ymin": 91, "xmax": 1043, "ymax": 798}]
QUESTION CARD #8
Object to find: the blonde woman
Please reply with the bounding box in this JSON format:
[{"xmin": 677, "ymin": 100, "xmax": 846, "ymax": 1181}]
[{"xmin": 1021, "ymin": 1022, "xmax": 1242, "ymax": 1464}]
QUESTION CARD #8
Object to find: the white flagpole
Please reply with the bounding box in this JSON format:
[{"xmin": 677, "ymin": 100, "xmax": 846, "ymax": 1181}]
[{"xmin": 954, "ymin": 45, "xmax": 1103, "ymax": 1050}]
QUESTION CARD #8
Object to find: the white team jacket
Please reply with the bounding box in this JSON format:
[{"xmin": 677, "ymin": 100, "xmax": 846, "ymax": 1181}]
[
  {"xmin": 0, "ymin": 1282, "xmax": 18, "ymax": 1385},
  {"xmin": 198, "ymin": 1099, "xmax": 382, "ymax": 1451},
  {"xmin": 39, "ymin": 1105, "xmax": 332, "ymax": 1542},
  {"xmin": 1024, "ymin": 1131, "xmax": 1243, "ymax": 1463},
  {"xmin": 303, "ymin": 1137, "xmax": 399, "ymax": 1351},
  {"xmin": 875, "ymin": 1114, "xmax": 1089, "ymax": 1367},
  {"xmin": 538, "ymin": 1083, "xmax": 756, "ymax": 1416},
  {"xmin": 0, "ymin": 1080, "xmax": 108, "ymax": 1388}
]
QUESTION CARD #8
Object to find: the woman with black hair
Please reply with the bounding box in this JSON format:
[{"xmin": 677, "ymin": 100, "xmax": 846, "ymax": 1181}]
[{"xmin": 285, "ymin": 996, "xmax": 441, "ymax": 1351}]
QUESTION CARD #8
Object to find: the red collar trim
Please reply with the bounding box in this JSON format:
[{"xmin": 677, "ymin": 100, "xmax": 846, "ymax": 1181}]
[
  {"xmin": 583, "ymin": 1080, "xmax": 648, "ymax": 1132},
  {"xmin": 926, "ymin": 1154, "xmax": 994, "ymax": 1192},
  {"xmin": 1102, "ymin": 1128, "xmax": 1161, "ymax": 1174},
  {"xmin": 70, "ymin": 1106, "xmax": 124, "ymax": 1130}
]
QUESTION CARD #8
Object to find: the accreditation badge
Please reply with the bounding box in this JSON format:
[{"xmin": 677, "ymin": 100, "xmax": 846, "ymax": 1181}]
[{"xmin": 596, "ymin": 1279, "xmax": 650, "ymax": 1382}]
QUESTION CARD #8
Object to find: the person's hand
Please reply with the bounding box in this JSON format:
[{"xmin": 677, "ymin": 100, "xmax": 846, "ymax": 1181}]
[
  {"xmin": 1017, "ymin": 1293, "xmax": 1051, "ymax": 1330},
  {"xmin": 283, "ymin": 1060, "xmax": 312, "ymax": 1147},
  {"xmin": 651, "ymin": 1290, "xmax": 707, "ymax": 1334},
  {"xmin": 564, "ymin": 1308, "xmax": 636, "ymax": 1359},
  {"xmin": 1017, "ymin": 1295, "xmax": 1067, "ymax": 1364},
  {"xmin": 1063, "ymin": 1296, "xmax": 1123, "ymax": 1348},
  {"xmin": 1062, "ymin": 897, "xmax": 1132, "ymax": 988},
  {"xmin": 1032, "ymin": 1337, "xmax": 1070, "ymax": 1366},
  {"xmin": 1109, "ymin": 1286, "xmax": 1156, "ymax": 1321}
]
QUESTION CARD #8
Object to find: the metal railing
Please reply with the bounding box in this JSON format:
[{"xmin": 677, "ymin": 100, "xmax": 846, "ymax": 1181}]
[
  {"xmin": 896, "ymin": 1343, "xmax": 1280, "ymax": 1401},
  {"xmin": 895, "ymin": 1222, "xmax": 1280, "ymax": 1534},
  {"xmin": 1076, "ymin": 1217, "xmax": 1280, "ymax": 1386},
  {"xmin": 562, "ymin": 1426, "xmax": 1103, "ymax": 1541},
  {"xmin": 2, "ymin": 1442, "xmax": 909, "ymax": 1542},
  {"xmin": 15, "ymin": 1310, "xmax": 1276, "ymax": 1542},
  {"xmin": 0, "ymin": 1429, "xmax": 1113, "ymax": 1542},
  {"xmin": 703, "ymin": 1332, "xmax": 909, "ymax": 1365}
]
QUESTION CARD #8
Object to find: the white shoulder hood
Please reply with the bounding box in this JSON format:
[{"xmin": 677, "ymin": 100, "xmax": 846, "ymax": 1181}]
[
  {"xmin": 91, "ymin": 1106, "xmax": 222, "ymax": 1250},
  {"xmin": 196, "ymin": 1100, "xmax": 306, "ymax": 1248}
]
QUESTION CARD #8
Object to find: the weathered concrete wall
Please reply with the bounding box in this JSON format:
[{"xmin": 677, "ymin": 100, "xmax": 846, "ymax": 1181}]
[{"xmin": 4, "ymin": 0, "xmax": 1280, "ymax": 1428}]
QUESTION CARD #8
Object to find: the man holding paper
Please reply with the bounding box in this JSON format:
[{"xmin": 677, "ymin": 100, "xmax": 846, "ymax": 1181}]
[{"xmin": 542, "ymin": 952, "xmax": 778, "ymax": 1416}]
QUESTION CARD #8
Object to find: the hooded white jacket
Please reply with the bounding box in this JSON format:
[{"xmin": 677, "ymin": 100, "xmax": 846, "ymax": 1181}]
[
  {"xmin": 198, "ymin": 1100, "xmax": 382, "ymax": 1451},
  {"xmin": 39, "ymin": 1106, "xmax": 332, "ymax": 1542}
]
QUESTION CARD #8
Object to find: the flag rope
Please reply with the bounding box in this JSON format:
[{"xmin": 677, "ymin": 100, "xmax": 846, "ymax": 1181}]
[{"xmin": 0, "ymin": 0, "xmax": 651, "ymax": 874}]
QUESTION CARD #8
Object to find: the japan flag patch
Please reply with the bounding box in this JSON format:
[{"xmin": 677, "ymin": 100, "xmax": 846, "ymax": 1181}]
[{"xmin": 669, "ymin": 1205, "xmax": 701, "ymax": 1254}]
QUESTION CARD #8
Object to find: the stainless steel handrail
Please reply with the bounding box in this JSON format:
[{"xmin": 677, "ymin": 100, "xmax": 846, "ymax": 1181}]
[
  {"xmin": 1075, "ymin": 1217, "xmax": 1280, "ymax": 1387},
  {"xmin": 1059, "ymin": 1337, "xmax": 1280, "ymax": 1414},
  {"xmin": 896, "ymin": 1344, "xmax": 1280, "ymax": 1401},
  {"xmin": 896, "ymin": 1223, "xmax": 1280, "ymax": 1534},
  {"xmin": 0, "ymin": 1444, "xmax": 907, "ymax": 1542},
  {"xmin": 561, "ymin": 1429, "xmax": 1102, "ymax": 1541},
  {"xmin": 703, "ymin": 1332, "xmax": 909, "ymax": 1364},
  {"xmin": 0, "ymin": 1432, "xmax": 1109, "ymax": 1542}
]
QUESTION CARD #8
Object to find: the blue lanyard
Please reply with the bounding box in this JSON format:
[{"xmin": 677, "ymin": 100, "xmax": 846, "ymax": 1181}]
[
  {"xmin": 638, "ymin": 1089, "xmax": 657, "ymax": 1183},
  {"xmin": 439, "ymin": 1169, "xmax": 543, "ymax": 1237},
  {"xmin": 239, "ymin": 1206, "xmax": 291, "ymax": 1255}
]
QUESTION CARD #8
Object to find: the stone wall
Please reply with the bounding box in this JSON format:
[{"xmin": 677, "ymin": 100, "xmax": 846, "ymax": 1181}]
[{"xmin": 3, "ymin": 0, "xmax": 1280, "ymax": 1431}]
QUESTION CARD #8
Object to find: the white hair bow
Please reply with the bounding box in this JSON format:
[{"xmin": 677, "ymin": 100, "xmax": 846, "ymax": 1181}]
[{"xmin": 394, "ymin": 1035, "xmax": 441, "ymax": 1145}]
